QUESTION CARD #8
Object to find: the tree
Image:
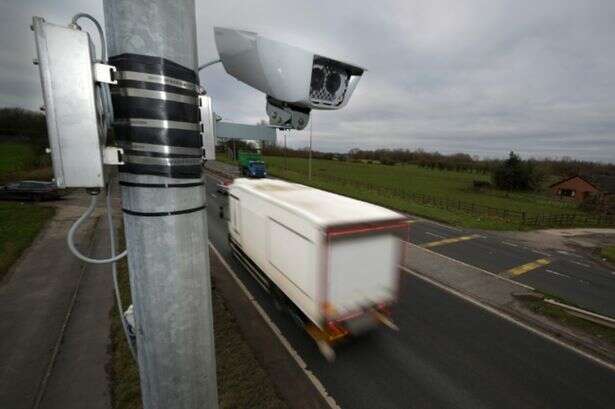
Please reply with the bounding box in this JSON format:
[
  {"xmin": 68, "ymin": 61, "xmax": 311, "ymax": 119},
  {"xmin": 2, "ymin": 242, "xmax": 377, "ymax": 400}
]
[
  {"xmin": 0, "ymin": 107, "xmax": 47, "ymax": 142},
  {"xmin": 492, "ymin": 151, "xmax": 543, "ymax": 191}
]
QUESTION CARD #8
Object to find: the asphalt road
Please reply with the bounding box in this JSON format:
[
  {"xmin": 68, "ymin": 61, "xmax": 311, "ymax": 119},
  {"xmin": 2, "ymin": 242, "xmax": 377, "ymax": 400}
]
[
  {"xmin": 407, "ymin": 219, "xmax": 615, "ymax": 316},
  {"xmin": 204, "ymin": 174, "xmax": 615, "ymax": 409}
]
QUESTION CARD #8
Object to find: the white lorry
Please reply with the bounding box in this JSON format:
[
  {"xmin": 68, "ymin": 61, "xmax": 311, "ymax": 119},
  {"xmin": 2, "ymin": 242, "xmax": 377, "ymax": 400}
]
[{"xmin": 227, "ymin": 178, "xmax": 408, "ymax": 358}]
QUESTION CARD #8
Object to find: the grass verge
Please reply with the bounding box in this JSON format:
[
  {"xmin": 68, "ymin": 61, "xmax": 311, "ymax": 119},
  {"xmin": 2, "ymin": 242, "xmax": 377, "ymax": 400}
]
[
  {"xmin": 108, "ymin": 245, "xmax": 288, "ymax": 409},
  {"xmin": 601, "ymin": 246, "xmax": 615, "ymax": 263},
  {"xmin": 0, "ymin": 202, "xmax": 54, "ymax": 280},
  {"xmin": 522, "ymin": 298, "xmax": 615, "ymax": 347}
]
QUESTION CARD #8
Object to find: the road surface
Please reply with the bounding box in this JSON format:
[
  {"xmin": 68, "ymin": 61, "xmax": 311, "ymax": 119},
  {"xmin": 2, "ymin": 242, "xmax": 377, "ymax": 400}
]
[
  {"xmin": 407, "ymin": 219, "xmax": 615, "ymax": 316},
  {"xmin": 204, "ymin": 174, "xmax": 614, "ymax": 409}
]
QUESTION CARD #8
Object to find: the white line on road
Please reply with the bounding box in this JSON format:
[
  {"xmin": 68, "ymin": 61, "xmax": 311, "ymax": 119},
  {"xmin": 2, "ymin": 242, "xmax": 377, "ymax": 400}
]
[
  {"xmin": 557, "ymin": 250, "xmax": 584, "ymax": 259},
  {"xmin": 502, "ymin": 241, "xmax": 518, "ymax": 248},
  {"xmin": 570, "ymin": 260, "xmax": 591, "ymax": 268},
  {"xmin": 533, "ymin": 250, "xmax": 551, "ymax": 257},
  {"xmin": 399, "ymin": 265, "xmax": 615, "ymax": 372},
  {"xmin": 209, "ymin": 242, "xmax": 342, "ymax": 409},
  {"xmin": 546, "ymin": 269, "xmax": 570, "ymax": 278},
  {"xmin": 425, "ymin": 231, "xmax": 445, "ymax": 239}
]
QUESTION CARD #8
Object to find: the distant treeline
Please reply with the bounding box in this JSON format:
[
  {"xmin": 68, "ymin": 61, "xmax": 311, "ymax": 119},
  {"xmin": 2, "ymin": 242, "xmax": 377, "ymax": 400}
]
[
  {"xmin": 262, "ymin": 146, "xmax": 615, "ymax": 178},
  {"xmin": 0, "ymin": 108, "xmax": 47, "ymax": 146}
]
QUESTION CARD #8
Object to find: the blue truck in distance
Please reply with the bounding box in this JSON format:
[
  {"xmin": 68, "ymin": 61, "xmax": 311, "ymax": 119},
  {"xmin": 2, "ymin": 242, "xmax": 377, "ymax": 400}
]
[{"xmin": 238, "ymin": 151, "xmax": 267, "ymax": 178}]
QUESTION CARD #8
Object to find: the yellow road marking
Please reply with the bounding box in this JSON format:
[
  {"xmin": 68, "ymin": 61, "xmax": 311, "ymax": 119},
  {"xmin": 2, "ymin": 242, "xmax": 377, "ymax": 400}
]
[
  {"xmin": 505, "ymin": 258, "xmax": 550, "ymax": 277},
  {"xmin": 423, "ymin": 234, "xmax": 481, "ymax": 248}
]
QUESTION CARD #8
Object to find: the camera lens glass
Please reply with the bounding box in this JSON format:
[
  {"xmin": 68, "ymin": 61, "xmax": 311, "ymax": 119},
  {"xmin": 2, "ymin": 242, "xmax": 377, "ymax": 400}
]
[
  {"xmin": 325, "ymin": 72, "xmax": 341, "ymax": 94},
  {"xmin": 311, "ymin": 67, "xmax": 325, "ymax": 91}
]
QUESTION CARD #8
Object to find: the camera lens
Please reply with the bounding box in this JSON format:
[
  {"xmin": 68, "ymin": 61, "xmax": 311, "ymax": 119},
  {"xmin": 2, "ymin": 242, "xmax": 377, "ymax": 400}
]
[
  {"xmin": 325, "ymin": 72, "xmax": 341, "ymax": 94},
  {"xmin": 311, "ymin": 67, "xmax": 325, "ymax": 91}
]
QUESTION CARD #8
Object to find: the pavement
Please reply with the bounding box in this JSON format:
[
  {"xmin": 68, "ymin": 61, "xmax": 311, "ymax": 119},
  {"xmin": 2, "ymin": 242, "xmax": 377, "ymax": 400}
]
[
  {"xmin": 204, "ymin": 171, "xmax": 615, "ymax": 409},
  {"xmin": 0, "ymin": 192, "xmax": 117, "ymax": 409}
]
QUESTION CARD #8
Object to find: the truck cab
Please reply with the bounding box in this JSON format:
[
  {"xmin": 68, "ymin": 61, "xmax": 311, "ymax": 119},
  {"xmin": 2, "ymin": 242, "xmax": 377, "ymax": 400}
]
[{"xmin": 245, "ymin": 161, "xmax": 267, "ymax": 178}]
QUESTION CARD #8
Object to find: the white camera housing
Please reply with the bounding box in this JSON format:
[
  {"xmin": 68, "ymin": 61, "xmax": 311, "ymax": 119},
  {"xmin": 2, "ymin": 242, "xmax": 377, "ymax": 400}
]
[{"xmin": 214, "ymin": 27, "xmax": 365, "ymax": 113}]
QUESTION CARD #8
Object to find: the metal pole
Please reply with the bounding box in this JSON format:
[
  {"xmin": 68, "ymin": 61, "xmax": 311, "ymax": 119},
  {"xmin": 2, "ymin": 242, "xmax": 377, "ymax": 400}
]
[
  {"xmin": 103, "ymin": 1, "xmax": 218, "ymax": 408},
  {"xmin": 284, "ymin": 130, "xmax": 288, "ymax": 172},
  {"xmin": 308, "ymin": 118, "xmax": 312, "ymax": 181}
]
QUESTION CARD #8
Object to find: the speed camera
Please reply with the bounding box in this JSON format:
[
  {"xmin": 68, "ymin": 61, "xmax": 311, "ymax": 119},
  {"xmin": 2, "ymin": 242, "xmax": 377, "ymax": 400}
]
[{"xmin": 213, "ymin": 27, "xmax": 365, "ymax": 129}]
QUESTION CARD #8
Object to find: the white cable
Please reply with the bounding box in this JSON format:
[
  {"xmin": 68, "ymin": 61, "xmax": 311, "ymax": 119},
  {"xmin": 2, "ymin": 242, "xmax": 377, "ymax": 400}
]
[
  {"xmin": 71, "ymin": 13, "xmax": 106, "ymax": 62},
  {"xmin": 69, "ymin": 13, "xmax": 135, "ymax": 359},
  {"xmin": 198, "ymin": 58, "xmax": 222, "ymax": 72},
  {"xmin": 67, "ymin": 193, "xmax": 127, "ymax": 264},
  {"xmin": 107, "ymin": 182, "xmax": 137, "ymax": 361},
  {"xmin": 71, "ymin": 13, "xmax": 114, "ymax": 131}
]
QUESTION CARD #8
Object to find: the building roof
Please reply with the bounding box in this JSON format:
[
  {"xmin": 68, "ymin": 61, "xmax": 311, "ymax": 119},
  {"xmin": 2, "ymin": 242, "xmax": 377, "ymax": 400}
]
[
  {"xmin": 231, "ymin": 178, "xmax": 405, "ymax": 227},
  {"xmin": 550, "ymin": 174, "xmax": 615, "ymax": 193}
]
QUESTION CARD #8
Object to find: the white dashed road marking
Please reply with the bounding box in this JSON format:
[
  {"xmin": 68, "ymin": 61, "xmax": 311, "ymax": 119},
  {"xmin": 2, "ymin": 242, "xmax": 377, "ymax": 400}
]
[
  {"xmin": 546, "ymin": 269, "xmax": 571, "ymax": 278},
  {"xmin": 570, "ymin": 260, "xmax": 591, "ymax": 268}
]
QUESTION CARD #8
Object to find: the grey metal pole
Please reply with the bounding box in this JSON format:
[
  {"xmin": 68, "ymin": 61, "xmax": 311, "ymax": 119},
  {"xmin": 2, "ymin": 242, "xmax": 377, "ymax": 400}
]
[
  {"xmin": 308, "ymin": 119, "xmax": 312, "ymax": 181},
  {"xmin": 103, "ymin": 1, "xmax": 218, "ymax": 408}
]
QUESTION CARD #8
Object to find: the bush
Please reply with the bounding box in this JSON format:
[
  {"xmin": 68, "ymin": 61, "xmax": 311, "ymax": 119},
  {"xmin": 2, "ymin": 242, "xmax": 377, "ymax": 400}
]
[
  {"xmin": 381, "ymin": 158, "xmax": 396, "ymax": 166},
  {"xmin": 473, "ymin": 180, "xmax": 491, "ymax": 190}
]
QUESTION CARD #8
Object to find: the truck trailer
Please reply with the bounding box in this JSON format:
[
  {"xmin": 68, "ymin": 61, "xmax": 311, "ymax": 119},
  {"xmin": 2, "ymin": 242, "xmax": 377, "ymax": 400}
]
[{"xmin": 227, "ymin": 178, "xmax": 408, "ymax": 358}]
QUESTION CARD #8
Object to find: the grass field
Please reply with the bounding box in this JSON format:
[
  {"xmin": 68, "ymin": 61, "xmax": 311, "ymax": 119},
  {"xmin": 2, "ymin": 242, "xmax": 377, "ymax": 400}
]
[
  {"xmin": 109, "ymin": 241, "xmax": 288, "ymax": 409},
  {"xmin": 220, "ymin": 155, "xmax": 597, "ymax": 230},
  {"xmin": 602, "ymin": 246, "xmax": 615, "ymax": 263},
  {"xmin": 0, "ymin": 142, "xmax": 39, "ymax": 173},
  {"xmin": 0, "ymin": 141, "xmax": 52, "ymax": 183},
  {"xmin": 0, "ymin": 141, "xmax": 55, "ymax": 278},
  {"xmin": 0, "ymin": 202, "xmax": 54, "ymax": 279}
]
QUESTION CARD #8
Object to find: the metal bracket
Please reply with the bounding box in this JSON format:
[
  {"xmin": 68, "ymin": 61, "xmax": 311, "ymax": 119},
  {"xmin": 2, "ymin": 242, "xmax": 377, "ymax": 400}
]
[
  {"xmin": 103, "ymin": 146, "xmax": 124, "ymax": 165},
  {"xmin": 199, "ymin": 95, "xmax": 216, "ymax": 161},
  {"xmin": 94, "ymin": 63, "xmax": 117, "ymax": 84},
  {"xmin": 266, "ymin": 98, "xmax": 310, "ymax": 130}
]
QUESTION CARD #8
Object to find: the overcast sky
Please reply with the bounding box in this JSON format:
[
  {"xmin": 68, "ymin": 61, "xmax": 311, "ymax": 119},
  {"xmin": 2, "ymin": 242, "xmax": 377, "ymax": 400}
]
[{"xmin": 1, "ymin": 0, "xmax": 614, "ymax": 162}]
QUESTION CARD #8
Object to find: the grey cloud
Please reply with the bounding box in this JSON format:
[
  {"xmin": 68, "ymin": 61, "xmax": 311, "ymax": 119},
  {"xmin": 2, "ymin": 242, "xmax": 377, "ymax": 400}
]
[{"xmin": 1, "ymin": 0, "xmax": 614, "ymax": 162}]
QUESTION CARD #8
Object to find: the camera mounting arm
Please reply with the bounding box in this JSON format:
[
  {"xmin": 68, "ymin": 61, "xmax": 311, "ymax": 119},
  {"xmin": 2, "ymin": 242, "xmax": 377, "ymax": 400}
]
[{"xmin": 266, "ymin": 97, "xmax": 311, "ymax": 130}]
